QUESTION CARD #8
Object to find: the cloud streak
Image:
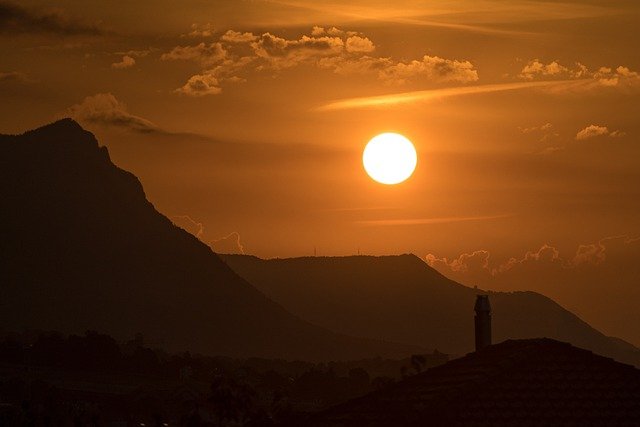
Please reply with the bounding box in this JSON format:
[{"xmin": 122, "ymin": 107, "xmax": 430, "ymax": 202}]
[
  {"xmin": 316, "ymin": 80, "xmax": 582, "ymax": 111},
  {"xmin": 356, "ymin": 214, "xmax": 511, "ymax": 226},
  {"xmin": 267, "ymin": 0, "xmax": 539, "ymax": 37}
]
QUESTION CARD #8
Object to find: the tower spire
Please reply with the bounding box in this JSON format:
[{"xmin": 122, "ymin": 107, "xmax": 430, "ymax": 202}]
[{"xmin": 474, "ymin": 295, "xmax": 492, "ymax": 351}]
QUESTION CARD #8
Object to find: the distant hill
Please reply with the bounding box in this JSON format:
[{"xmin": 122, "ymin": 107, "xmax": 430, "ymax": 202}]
[
  {"xmin": 0, "ymin": 119, "xmax": 419, "ymax": 361},
  {"xmin": 222, "ymin": 254, "xmax": 640, "ymax": 366}
]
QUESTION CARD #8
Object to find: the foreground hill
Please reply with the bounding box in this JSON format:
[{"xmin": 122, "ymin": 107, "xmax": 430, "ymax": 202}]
[
  {"xmin": 0, "ymin": 119, "xmax": 418, "ymax": 361},
  {"xmin": 309, "ymin": 339, "xmax": 640, "ymax": 426},
  {"xmin": 222, "ymin": 254, "xmax": 640, "ymax": 365}
]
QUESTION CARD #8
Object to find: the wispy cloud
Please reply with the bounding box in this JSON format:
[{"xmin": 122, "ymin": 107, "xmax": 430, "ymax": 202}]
[
  {"xmin": 316, "ymin": 80, "xmax": 582, "ymax": 111},
  {"xmin": 356, "ymin": 214, "xmax": 511, "ymax": 226},
  {"xmin": 267, "ymin": 0, "xmax": 538, "ymax": 36},
  {"xmin": 265, "ymin": 0, "xmax": 616, "ymax": 37}
]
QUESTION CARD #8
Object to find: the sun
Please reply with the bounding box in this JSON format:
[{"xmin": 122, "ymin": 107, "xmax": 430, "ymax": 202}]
[{"xmin": 363, "ymin": 133, "xmax": 417, "ymax": 185}]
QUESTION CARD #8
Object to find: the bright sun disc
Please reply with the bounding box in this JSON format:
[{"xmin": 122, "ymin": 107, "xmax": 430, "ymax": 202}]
[{"xmin": 363, "ymin": 133, "xmax": 417, "ymax": 185}]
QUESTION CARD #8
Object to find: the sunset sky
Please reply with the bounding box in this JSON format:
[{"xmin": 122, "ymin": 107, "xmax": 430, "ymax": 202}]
[{"xmin": 2, "ymin": 1, "xmax": 639, "ymax": 343}]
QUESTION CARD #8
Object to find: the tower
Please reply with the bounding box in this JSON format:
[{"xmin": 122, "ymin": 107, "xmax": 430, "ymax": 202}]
[{"xmin": 474, "ymin": 294, "xmax": 492, "ymax": 351}]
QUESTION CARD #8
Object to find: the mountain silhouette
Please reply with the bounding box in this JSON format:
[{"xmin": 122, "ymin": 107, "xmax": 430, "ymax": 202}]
[
  {"xmin": 222, "ymin": 254, "xmax": 640, "ymax": 366},
  {"xmin": 0, "ymin": 119, "xmax": 419, "ymax": 361}
]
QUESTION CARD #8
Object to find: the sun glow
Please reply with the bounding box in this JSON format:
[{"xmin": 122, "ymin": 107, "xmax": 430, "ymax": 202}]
[{"xmin": 363, "ymin": 133, "xmax": 417, "ymax": 185}]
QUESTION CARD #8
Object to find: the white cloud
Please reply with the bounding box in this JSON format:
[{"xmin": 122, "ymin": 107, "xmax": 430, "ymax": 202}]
[
  {"xmin": 575, "ymin": 125, "xmax": 625, "ymax": 140},
  {"xmin": 175, "ymin": 73, "xmax": 222, "ymax": 96},
  {"xmin": 518, "ymin": 59, "xmax": 640, "ymax": 89},
  {"xmin": 65, "ymin": 93, "xmax": 159, "ymax": 133},
  {"xmin": 519, "ymin": 59, "xmax": 568, "ymax": 80},
  {"xmin": 345, "ymin": 35, "xmax": 375, "ymax": 53},
  {"xmin": 221, "ymin": 30, "xmax": 257, "ymax": 43}
]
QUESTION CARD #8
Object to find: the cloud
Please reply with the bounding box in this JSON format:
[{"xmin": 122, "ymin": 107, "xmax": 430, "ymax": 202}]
[
  {"xmin": 221, "ymin": 29, "xmax": 257, "ymax": 43},
  {"xmin": 114, "ymin": 48, "xmax": 153, "ymax": 58},
  {"xmin": 164, "ymin": 26, "xmax": 479, "ymax": 96},
  {"xmin": 309, "ymin": 26, "xmax": 356, "ymax": 37},
  {"xmin": 111, "ymin": 55, "xmax": 135, "ymax": 69},
  {"xmin": 211, "ymin": 232, "xmax": 245, "ymax": 254},
  {"xmin": 170, "ymin": 215, "xmax": 245, "ymax": 255},
  {"xmin": 425, "ymin": 250, "xmax": 491, "ymax": 274},
  {"xmin": 183, "ymin": 23, "xmax": 215, "ymax": 38},
  {"xmin": 345, "ymin": 35, "xmax": 375, "ymax": 53},
  {"xmin": 520, "ymin": 123, "xmax": 553, "ymax": 134},
  {"xmin": 424, "ymin": 235, "xmax": 640, "ymax": 345},
  {"xmin": 317, "ymin": 54, "xmax": 478, "ymax": 85},
  {"xmin": 518, "ymin": 59, "xmax": 640, "ymax": 90},
  {"xmin": 0, "ymin": 1, "xmax": 103, "ymax": 36},
  {"xmin": 426, "ymin": 235, "xmax": 640, "ymax": 281},
  {"xmin": 378, "ymin": 55, "xmax": 478, "ymax": 85},
  {"xmin": 519, "ymin": 59, "xmax": 568, "ymax": 80},
  {"xmin": 161, "ymin": 42, "xmax": 226, "ymax": 66},
  {"xmin": 316, "ymin": 80, "xmax": 577, "ymax": 111},
  {"xmin": 176, "ymin": 55, "xmax": 254, "ymax": 97},
  {"xmin": 65, "ymin": 93, "xmax": 160, "ymax": 133},
  {"xmin": 519, "ymin": 123, "xmax": 562, "ymax": 150},
  {"xmin": 0, "ymin": 70, "xmax": 28, "ymax": 83},
  {"xmin": 575, "ymin": 125, "xmax": 625, "ymax": 140},
  {"xmin": 266, "ymin": 0, "xmax": 539, "ymax": 36},
  {"xmin": 175, "ymin": 73, "xmax": 222, "ymax": 96},
  {"xmin": 496, "ymin": 244, "xmax": 562, "ymax": 274},
  {"xmin": 252, "ymin": 32, "xmax": 345, "ymax": 68},
  {"xmin": 356, "ymin": 214, "xmax": 510, "ymax": 226}
]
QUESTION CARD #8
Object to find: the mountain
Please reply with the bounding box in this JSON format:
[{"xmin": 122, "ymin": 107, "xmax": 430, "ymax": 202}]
[
  {"xmin": 0, "ymin": 119, "xmax": 419, "ymax": 361},
  {"xmin": 221, "ymin": 254, "xmax": 640, "ymax": 366}
]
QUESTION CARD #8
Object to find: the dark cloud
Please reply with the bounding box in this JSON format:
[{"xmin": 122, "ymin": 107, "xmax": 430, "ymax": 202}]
[
  {"xmin": 0, "ymin": 70, "xmax": 28, "ymax": 83},
  {"xmin": 111, "ymin": 55, "xmax": 135, "ymax": 69},
  {"xmin": 0, "ymin": 1, "xmax": 103, "ymax": 36}
]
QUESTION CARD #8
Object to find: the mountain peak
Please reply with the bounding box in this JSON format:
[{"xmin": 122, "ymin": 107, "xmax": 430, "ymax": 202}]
[{"xmin": 14, "ymin": 118, "xmax": 99, "ymax": 150}]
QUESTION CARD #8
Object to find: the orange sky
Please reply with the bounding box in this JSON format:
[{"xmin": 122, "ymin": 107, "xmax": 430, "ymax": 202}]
[{"xmin": 1, "ymin": 0, "xmax": 640, "ymax": 344}]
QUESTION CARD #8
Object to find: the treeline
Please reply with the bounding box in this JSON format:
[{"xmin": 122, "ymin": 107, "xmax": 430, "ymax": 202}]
[{"xmin": 0, "ymin": 331, "xmax": 448, "ymax": 425}]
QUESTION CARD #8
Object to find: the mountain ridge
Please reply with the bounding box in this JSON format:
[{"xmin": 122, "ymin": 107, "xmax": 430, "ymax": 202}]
[
  {"xmin": 0, "ymin": 119, "xmax": 420, "ymax": 361},
  {"xmin": 221, "ymin": 253, "xmax": 640, "ymax": 366}
]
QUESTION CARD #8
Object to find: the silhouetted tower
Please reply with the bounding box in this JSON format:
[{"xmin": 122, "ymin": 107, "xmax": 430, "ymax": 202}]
[{"xmin": 474, "ymin": 295, "xmax": 492, "ymax": 351}]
